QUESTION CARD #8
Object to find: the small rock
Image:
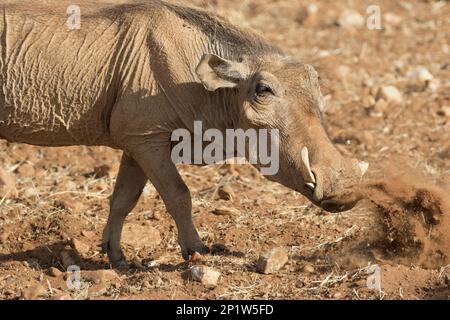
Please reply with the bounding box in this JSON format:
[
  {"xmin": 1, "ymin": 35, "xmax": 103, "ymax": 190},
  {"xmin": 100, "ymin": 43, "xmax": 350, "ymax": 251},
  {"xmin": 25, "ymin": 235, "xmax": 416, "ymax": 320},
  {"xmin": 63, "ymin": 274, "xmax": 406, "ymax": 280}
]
[
  {"xmin": 256, "ymin": 247, "xmax": 289, "ymax": 274},
  {"xmin": 18, "ymin": 163, "xmax": 35, "ymax": 177},
  {"xmin": 376, "ymin": 86, "xmax": 403, "ymax": 105},
  {"xmin": 406, "ymin": 67, "xmax": 433, "ymax": 83},
  {"xmin": 21, "ymin": 284, "xmax": 47, "ymax": 300},
  {"xmin": 71, "ymin": 238, "xmax": 90, "ymax": 256},
  {"xmin": 88, "ymin": 165, "xmax": 111, "ymax": 178},
  {"xmin": 122, "ymin": 224, "xmax": 161, "ymax": 249},
  {"xmin": 333, "ymin": 292, "xmax": 343, "ymax": 299},
  {"xmin": 84, "ymin": 269, "xmax": 119, "ymax": 285},
  {"xmin": 335, "ymin": 65, "xmax": 351, "ymax": 80},
  {"xmin": 212, "ymin": 207, "xmax": 240, "ymax": 216},
  {"xmin": 64, "ymin": 180, "xmax": 77, "ymax": 191},
  {"xmin": 52, "ymin": 293, "xmax": 72, "ymax": 300},
  {"xmin": 384, "ymin": 13, "xmax": 402, "ymax": 26},
  {"xmin": 0, "ymin": 168, "xmax": 17, "ymax": 199},
  {"xmin": 47, "ymin": 267, "xmax": 63, "ymax": 278},
  {"xmin": 188, "ymin": 266, "xmax": 221, "ymax": 286},
  {"xmin": 338, "ymin": 10, "xmax": 365, "ymax": 28},
  {"xmin": 89, "ymin": 284, "xmax": 108, "ymax": 296},
  {"xmin": 302, "ymin": 263, "xmax": 315, "ymax": 274},
  {"xmin": 81, "ymin": 230, "xmax": 96, "ymax": 238},
  {"xmin": 217, "ymin": 184, "xmax": 235, "ymax": 201},
  {"xmin": 428, "ymin": 79, "xmax": 440, "ymax": 93},
  {"xmin": 437, "ymin": 106, "xmax": 450, "ymax": 118},
  {"xmin": 297, "ymin": 3, "xmax": 319, "ymax": 27},
  {"xmin": 23, "ymin": 187, "xmax": 39, "ymax": 199}
]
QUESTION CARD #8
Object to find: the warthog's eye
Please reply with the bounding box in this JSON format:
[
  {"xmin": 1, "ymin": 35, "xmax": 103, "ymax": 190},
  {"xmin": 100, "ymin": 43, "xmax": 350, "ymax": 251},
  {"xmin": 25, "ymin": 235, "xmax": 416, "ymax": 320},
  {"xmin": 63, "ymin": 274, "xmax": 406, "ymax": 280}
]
[{"xmin": 255, "ymin": 83, "xmax": 274, "ymax": 97}]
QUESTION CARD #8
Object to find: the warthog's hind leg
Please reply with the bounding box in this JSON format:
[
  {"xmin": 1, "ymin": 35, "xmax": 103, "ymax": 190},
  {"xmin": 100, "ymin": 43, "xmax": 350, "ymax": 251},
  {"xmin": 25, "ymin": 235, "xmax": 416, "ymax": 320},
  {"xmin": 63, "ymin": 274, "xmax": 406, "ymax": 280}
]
[{"xmin": 102, "ymin": 153, "xmax": 147, "ymax": 267}]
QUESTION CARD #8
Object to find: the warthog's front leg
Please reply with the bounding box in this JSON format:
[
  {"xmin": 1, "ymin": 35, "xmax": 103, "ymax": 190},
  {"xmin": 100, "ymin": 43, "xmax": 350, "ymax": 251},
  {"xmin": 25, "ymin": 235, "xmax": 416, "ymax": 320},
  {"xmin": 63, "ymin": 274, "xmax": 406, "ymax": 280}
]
[
  {"xmin": 102, "ymin": 153, "xmax": 147, "ymax": 267},
  {"xmin": 131, "ymin": 143, "xmax": 209, "ymax": 260}
]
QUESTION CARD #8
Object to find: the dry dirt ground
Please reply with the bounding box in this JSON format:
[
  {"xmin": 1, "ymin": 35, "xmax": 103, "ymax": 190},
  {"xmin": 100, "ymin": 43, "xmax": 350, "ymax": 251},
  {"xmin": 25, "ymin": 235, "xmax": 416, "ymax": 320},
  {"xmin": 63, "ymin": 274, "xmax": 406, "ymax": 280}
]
[{"xmin": 1, "ymin": 0, "xmax": 450, "ymax": 300}]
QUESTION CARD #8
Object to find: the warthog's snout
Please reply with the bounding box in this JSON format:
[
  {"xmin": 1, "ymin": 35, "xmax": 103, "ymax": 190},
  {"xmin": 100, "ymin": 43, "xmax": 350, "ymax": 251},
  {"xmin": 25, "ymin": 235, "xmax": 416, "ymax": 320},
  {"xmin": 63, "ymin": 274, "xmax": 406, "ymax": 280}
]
[{"xmin": 300, "ymin": 146, "xmax": 368, "ymax": 212}]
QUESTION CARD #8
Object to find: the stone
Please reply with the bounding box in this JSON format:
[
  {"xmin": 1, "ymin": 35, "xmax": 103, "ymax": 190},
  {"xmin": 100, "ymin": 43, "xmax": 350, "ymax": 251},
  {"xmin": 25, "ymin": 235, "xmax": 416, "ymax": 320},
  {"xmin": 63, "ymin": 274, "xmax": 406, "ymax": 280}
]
[
  {"xmin": 437, "ymin": 106, "xmax": 450, "ymax": 118},
  {"xmin": 335, "ymin": 65, "xmax": 351, "ymax": 80},
  {"xmin": 52, "ymin": 293, "xmax": 72, "ymax": 300},
  {"xmin": 384, "ymin": 13, "xmax": 402, "ymax": 26},
  {"xmin": 23, "ymin": 187, "xmax": 39, "ymax": 199},
  {"xmin": 256, "ymin": 247, "xmax": 289, "ymax": 274},
  {"xmin": 47, "ymin": 267, "xmax": 63, "ymax": 278},
  {"xmin": 83, "ymin": 269, "xmax": 119, "ymax": 285},
  {"xmin": 188, "ymin": 266, "xmax": 221, "ymax": 286},
  {"xmin": 375, "ymin": 86, "xmax": 403, "ymax": 105},
  {"xmin": 302, "ymin": 263, "xmax": 315, "ymax": 274},
  {"xmin": 333, "ymin": 292, "xmax": 343, "ymax": 299},
  {"xmin": 21, "ymin": 284, "xmax": 47, "ymax": 300},
  {"xmin": 81, "ymin": 230, "xmax": 96, "ymax": 238},
  {"xmin": 0, "ymin": 168, "xmax": 17, "ymax": 199},
  {"xmin": 406, "ymin": 67, "xmax": 433, "ymax": 83},
  {"xmin": 18, "ymin": 163, "xmax": 36, "ymax": 177},
  {"xmin": 212, "ymin": 207, "xmax": 240, "ymax": 216},
  {"xmin": 71, "ymin": 238, "xmax": 90, "ymax": 256},
  {"xmin": 338, "ymin": 10, "xmax": 365, "ymax": 29},
  {"xmin": 122, "ymin": 224, "xmax": 161, "ymax": 249},
  {"xmin": 217, "ymin": 184, "xmax": 235, "ymax": 201},
  {"xmin": 64, "ymin": 180, "xmax": 77, "ymax": 191},
  {"xmin": 88, "ymin": 284, "xmax": 108, "ymax": 296}
]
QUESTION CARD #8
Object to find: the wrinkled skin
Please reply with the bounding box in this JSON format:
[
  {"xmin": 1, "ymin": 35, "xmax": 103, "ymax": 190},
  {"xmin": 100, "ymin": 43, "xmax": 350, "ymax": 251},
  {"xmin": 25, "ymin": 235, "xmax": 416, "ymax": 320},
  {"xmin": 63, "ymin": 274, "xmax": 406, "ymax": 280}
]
[{"xmin": 0, "ymin": 0, "xmax": 366, "ymax": 266}]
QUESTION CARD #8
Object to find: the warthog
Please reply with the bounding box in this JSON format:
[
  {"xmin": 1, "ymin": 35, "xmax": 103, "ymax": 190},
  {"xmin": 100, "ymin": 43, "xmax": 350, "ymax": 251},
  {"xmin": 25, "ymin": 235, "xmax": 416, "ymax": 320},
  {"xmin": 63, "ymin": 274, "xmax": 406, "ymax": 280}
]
[{"xmin": 0, "ymin": 0, "xmax": 367, "ymax": 265}]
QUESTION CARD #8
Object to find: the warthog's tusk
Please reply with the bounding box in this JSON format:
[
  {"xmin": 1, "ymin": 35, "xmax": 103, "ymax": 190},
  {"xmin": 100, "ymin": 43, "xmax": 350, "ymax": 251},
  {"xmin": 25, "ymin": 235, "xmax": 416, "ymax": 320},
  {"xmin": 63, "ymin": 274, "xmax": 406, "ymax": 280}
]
[
  {"xmin": 301, "ymin": 147, "xmax": 316, "ymax": 186},
  {"xmin": 305, "ymin": 182, "xmax": 316, "ymax": 190},
  {"xmin": 358, "ymin": 161, "xmax": 369, "ymax": 176}
]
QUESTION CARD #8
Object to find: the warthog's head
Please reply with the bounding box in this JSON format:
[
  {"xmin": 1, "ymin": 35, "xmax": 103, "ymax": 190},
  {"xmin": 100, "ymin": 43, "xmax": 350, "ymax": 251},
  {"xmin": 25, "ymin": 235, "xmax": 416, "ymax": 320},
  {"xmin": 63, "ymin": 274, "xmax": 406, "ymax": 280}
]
[{"xmin": 196, "ymin": 53, "xmax": 367, "ymax": 212}]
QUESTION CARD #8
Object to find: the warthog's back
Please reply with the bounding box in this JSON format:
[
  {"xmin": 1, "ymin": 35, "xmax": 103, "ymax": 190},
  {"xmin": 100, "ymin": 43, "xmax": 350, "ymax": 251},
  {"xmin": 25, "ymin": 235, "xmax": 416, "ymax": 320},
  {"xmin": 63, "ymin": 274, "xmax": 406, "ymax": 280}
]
[{"xmin": 0, "ymin": 1, "xmax": 150, "ymax": 146}]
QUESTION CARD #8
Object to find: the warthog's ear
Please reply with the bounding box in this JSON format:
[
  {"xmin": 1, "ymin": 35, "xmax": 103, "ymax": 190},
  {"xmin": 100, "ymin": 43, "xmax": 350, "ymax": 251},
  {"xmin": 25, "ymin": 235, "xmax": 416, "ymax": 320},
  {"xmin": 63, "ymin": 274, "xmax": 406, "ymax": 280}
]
[{"xmin": 196, "ymin": 54, "xmax": 249, "ymax": 91}]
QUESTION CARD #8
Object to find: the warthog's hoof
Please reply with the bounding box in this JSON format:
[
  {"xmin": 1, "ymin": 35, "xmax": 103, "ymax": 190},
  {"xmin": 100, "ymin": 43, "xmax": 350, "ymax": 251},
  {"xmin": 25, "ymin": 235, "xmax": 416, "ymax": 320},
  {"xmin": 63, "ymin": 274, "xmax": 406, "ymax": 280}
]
[
  {"xmin": 101, "ymin": 242, "xmax": 128, "ymax": 269},
  {"xmin": 181, "ymin": 243, "xmax": 210, "ymax": 261}
]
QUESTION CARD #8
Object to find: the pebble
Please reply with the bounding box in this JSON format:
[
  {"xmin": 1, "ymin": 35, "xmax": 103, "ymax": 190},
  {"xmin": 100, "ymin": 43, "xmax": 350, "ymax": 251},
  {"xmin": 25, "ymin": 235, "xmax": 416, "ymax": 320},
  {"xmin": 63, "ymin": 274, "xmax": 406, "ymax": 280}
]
[
  {"xmin": 47, "ymin": 267, "xmax": 63, "ymax": 278},
  {"xmin": 83, "ymin": 269, "xmax": 119, "ymax": 285},
  {"xmin": 188, "ymin": 266, "xmax": 221, "ymax": 287},
  {"xmin": 23, "ymin": 187, "xmax": 39, "ymax": 199},
  {"xmin": 338, "ymin": 10, "xmax": 365, "ymax": 28},
  {"xmin": 212, "ymin": 207, "xmax": 240, "ymax": 216},
  {"xmin": 18, "ymin": 163, "xmax": 35, "ymax": 177},
  {"xmin": 71, "ymin": 238, "xmax": 91, "ymax": 256},
  {"xmin": 21, "ymin": 284, "xmax": 47, "ymax": 300},
  {"xmin": 437, "ymin": 106, "xmax": 450, "ymax": 118},
  {"xmin": 406, "ymin": 67, "xmax": 433, "ymax": 83},
  {"xmin": 81, "ymin": 230, "xmax": 96, "ymax": 238},
  {"xmin": 52, "ymin": 293, "xmax": 73, "ymax": 300},
  {"xmin": 0, "ymin": 168, "xmax": 17, "ymax": 199},
  {"xmin": 384, "ymin": 13, "xmax": 402, "ymax": 26},
  {"xmin": 333, "ymin": 292, "xmax": 343, "ymax": 299},
  {"xmin": 302, "ymin": 263, "xmax": 315, "ymax": 274},
  {"xmin": 375, "ymin": 86, "xmax": 403, "ymax": 105},
  {"xmin": 217, "ymin": 184, "xmax": 235, "ymax": 201},
  {"xmin": 256, "ymin": 247, "xmax": 289, "ymax": 274}
]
